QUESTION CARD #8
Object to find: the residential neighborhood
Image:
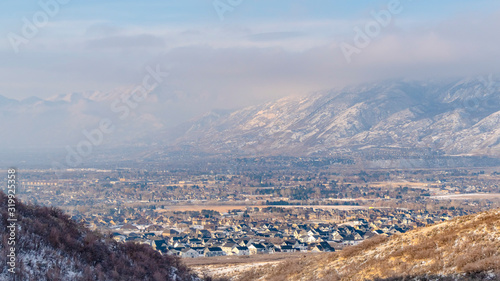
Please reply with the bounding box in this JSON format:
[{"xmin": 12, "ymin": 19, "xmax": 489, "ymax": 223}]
[
  {"xmin": 104, "ymin": 206, "xmax": 473, "ymax": 258},
  {"xmin": 14, "ymin": 167, "xmax": 500, "ymax": 259}
]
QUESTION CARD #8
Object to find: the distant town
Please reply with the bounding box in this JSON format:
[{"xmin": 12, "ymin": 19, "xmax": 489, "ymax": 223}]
[{"xmin": 13, "ymin": 164, "xmax": 500, "ymax": 259}]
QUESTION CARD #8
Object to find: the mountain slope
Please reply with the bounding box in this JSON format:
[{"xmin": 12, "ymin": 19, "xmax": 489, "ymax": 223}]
[
  {"xmin": 0, "ymin": 191, "xmax": 200, "ymax": 281},
  {"xmin": 236, "ymin": 208, "xmax": 500, "ymax": 281},
  {"xmin": 2, "ymin": 77, "xmax": 500, "ymax": 164},
  {"xmin": 176, "ymin": 78, "xmax": 500, "ymax": 158}
]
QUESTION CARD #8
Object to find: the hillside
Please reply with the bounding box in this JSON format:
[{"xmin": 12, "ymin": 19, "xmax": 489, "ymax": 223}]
[
  {"xmin": 233, "ymin": 208, "xmax": 500, "ymax": 281},
  {"xmin": 177, "ymin": 78, "xmax": 500, "ymax": 159},
  {"xmin": 0, "ymin": 191, "xmax": 201, "ymax": 281}
]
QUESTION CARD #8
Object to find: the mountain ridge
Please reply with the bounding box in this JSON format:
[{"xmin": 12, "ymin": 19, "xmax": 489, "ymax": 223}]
[
  {"xmin": 2, "ymin": 77, "xmax": 500, "ymax": 166},
  {"xmin": 174, "ymin": 78, "xmax": 500, "ymax": 159}
]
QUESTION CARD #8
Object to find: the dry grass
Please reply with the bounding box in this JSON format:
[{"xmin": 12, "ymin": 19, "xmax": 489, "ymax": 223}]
[{"xmin": 186, "ymin": 252, "xmax": 319, "ymax": 266}]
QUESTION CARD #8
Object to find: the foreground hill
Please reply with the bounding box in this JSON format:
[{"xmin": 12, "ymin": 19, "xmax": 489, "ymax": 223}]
[
  {"xmin": 178, "ymin": 78, "xmax": 500, "ymax": 159},
  {"xmin": 235, "ymin": 208, "xmax": 500, "ymax": 281},
  {"xmin": 0, "ymin": 191, "xmax": 200, "ymax": 281}
]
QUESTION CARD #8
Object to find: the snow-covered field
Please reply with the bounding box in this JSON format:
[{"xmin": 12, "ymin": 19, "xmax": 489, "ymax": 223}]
[{"xmin": 431, "ymin": 193, "xmax": 500, "ymax": 200}]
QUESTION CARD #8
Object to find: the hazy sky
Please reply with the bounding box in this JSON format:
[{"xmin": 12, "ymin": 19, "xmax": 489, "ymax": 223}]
[{"xmin": 1, "ymin": 0, "xmax": 500, "ymax": 111}]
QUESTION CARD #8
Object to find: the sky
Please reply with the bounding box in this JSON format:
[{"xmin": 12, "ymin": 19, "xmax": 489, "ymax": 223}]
[{"xmin": 1, "ymin": 0, "xmax": 500, "ymax": 115}]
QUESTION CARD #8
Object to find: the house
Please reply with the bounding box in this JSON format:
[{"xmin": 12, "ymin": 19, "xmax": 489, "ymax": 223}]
[
  {"xmin": 181, "ymin": 248, "xmax": 200, "ymax": 258},
  {"xmin": 162, "ymin": 229, "xmax": 180, "ymax": 237},
  {"xmin": 200, "ymin": 230, "xmax": 212, "ymax": 238},
  {"xmin": 192, "ymin": 247, "xmax": 206, "ymax": 255},
  {"xmin": 319, "ymin": 241, "xmax": 335, "ymax": 252},
  {"xmin": 221, "ymin": 242, "xmax": 237, "ymax": 255},
  {"xmin": 293, "ymin": 242, "xmax": 308, "ymax": 252},
  {"xmin": 232, "ymin": 246, "xmax": 250, "ymax": 256},
  {"xmin": 188, "ymin": 238, "xmax": 204, "ymax": 247},
  {"xmin": 121, "ymin": 223, "xmax": 139, "ymax": 234},
  {"xmin": 248, "ymin": 243, "xmax": 267, "ymax": 255},
  {"xmin": 270, "ymin": 245, "xmax": 281, "ymax": 253},
  {"xmin": 204, "ymin": 247, "xmax": 226, "ymax": 257},
  {"xmin": 280, "ymin": 245, "xmax": 296, "ymax": 253},
  {"xmin": 169, "ymin": 247, "xmax": 185, "ymax": 256},
  {"xmin": 330, "ymin": 231, "xmax": 343, "ymax": 242}
]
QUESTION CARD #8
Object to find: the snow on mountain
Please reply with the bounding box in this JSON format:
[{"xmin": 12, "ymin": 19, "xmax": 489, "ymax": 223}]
[
  {"xmin": 47, "ymin": 88, "xmax": 129, "ymax": 103},
  {"xmin": 2, "ymin": 78, "xmax": 499, "ymax": 161},
  {"xmin": 176, "ymin": 78, "xmax": 500, "ymax": 157}
]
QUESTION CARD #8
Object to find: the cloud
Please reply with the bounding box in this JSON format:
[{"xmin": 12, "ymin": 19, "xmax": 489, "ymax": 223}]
[
  {"xmin": 86, "ymin": 34, "xmax": 166, "ymax": 49},
  {"xmin": 248, "ymin": 31, "xmax": 305, "ymax": 42},
  {"xmin": 2, "ymin": 7, "xmax": 500, "ymax": 126},
  {"xmin": 85, "ymin": 23, "xmax": 124, "ymax": 37}
]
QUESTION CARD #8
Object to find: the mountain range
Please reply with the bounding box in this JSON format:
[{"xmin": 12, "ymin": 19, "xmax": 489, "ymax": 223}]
[
  {"xmin": 176, "ymin": 78, "xmax": 500, "ymax": 158},
  {"xmin": 2, "ymin": 77, "xmax": 500, "ymax": 165}
]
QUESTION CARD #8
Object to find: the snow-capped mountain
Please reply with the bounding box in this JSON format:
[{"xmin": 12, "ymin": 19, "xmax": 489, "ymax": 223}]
[
  {"xmin": 176, "ymin": 78, "xmax": 500, "ymax": 158},
  {"xmin": 2, "ymin": 77, "xmax": 499, "ymax": 162}
]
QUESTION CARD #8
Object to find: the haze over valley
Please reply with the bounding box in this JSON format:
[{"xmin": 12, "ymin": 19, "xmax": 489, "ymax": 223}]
[{"xmin": 2, "ymin": 1, "xmax": 500, "ymax": 280}]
